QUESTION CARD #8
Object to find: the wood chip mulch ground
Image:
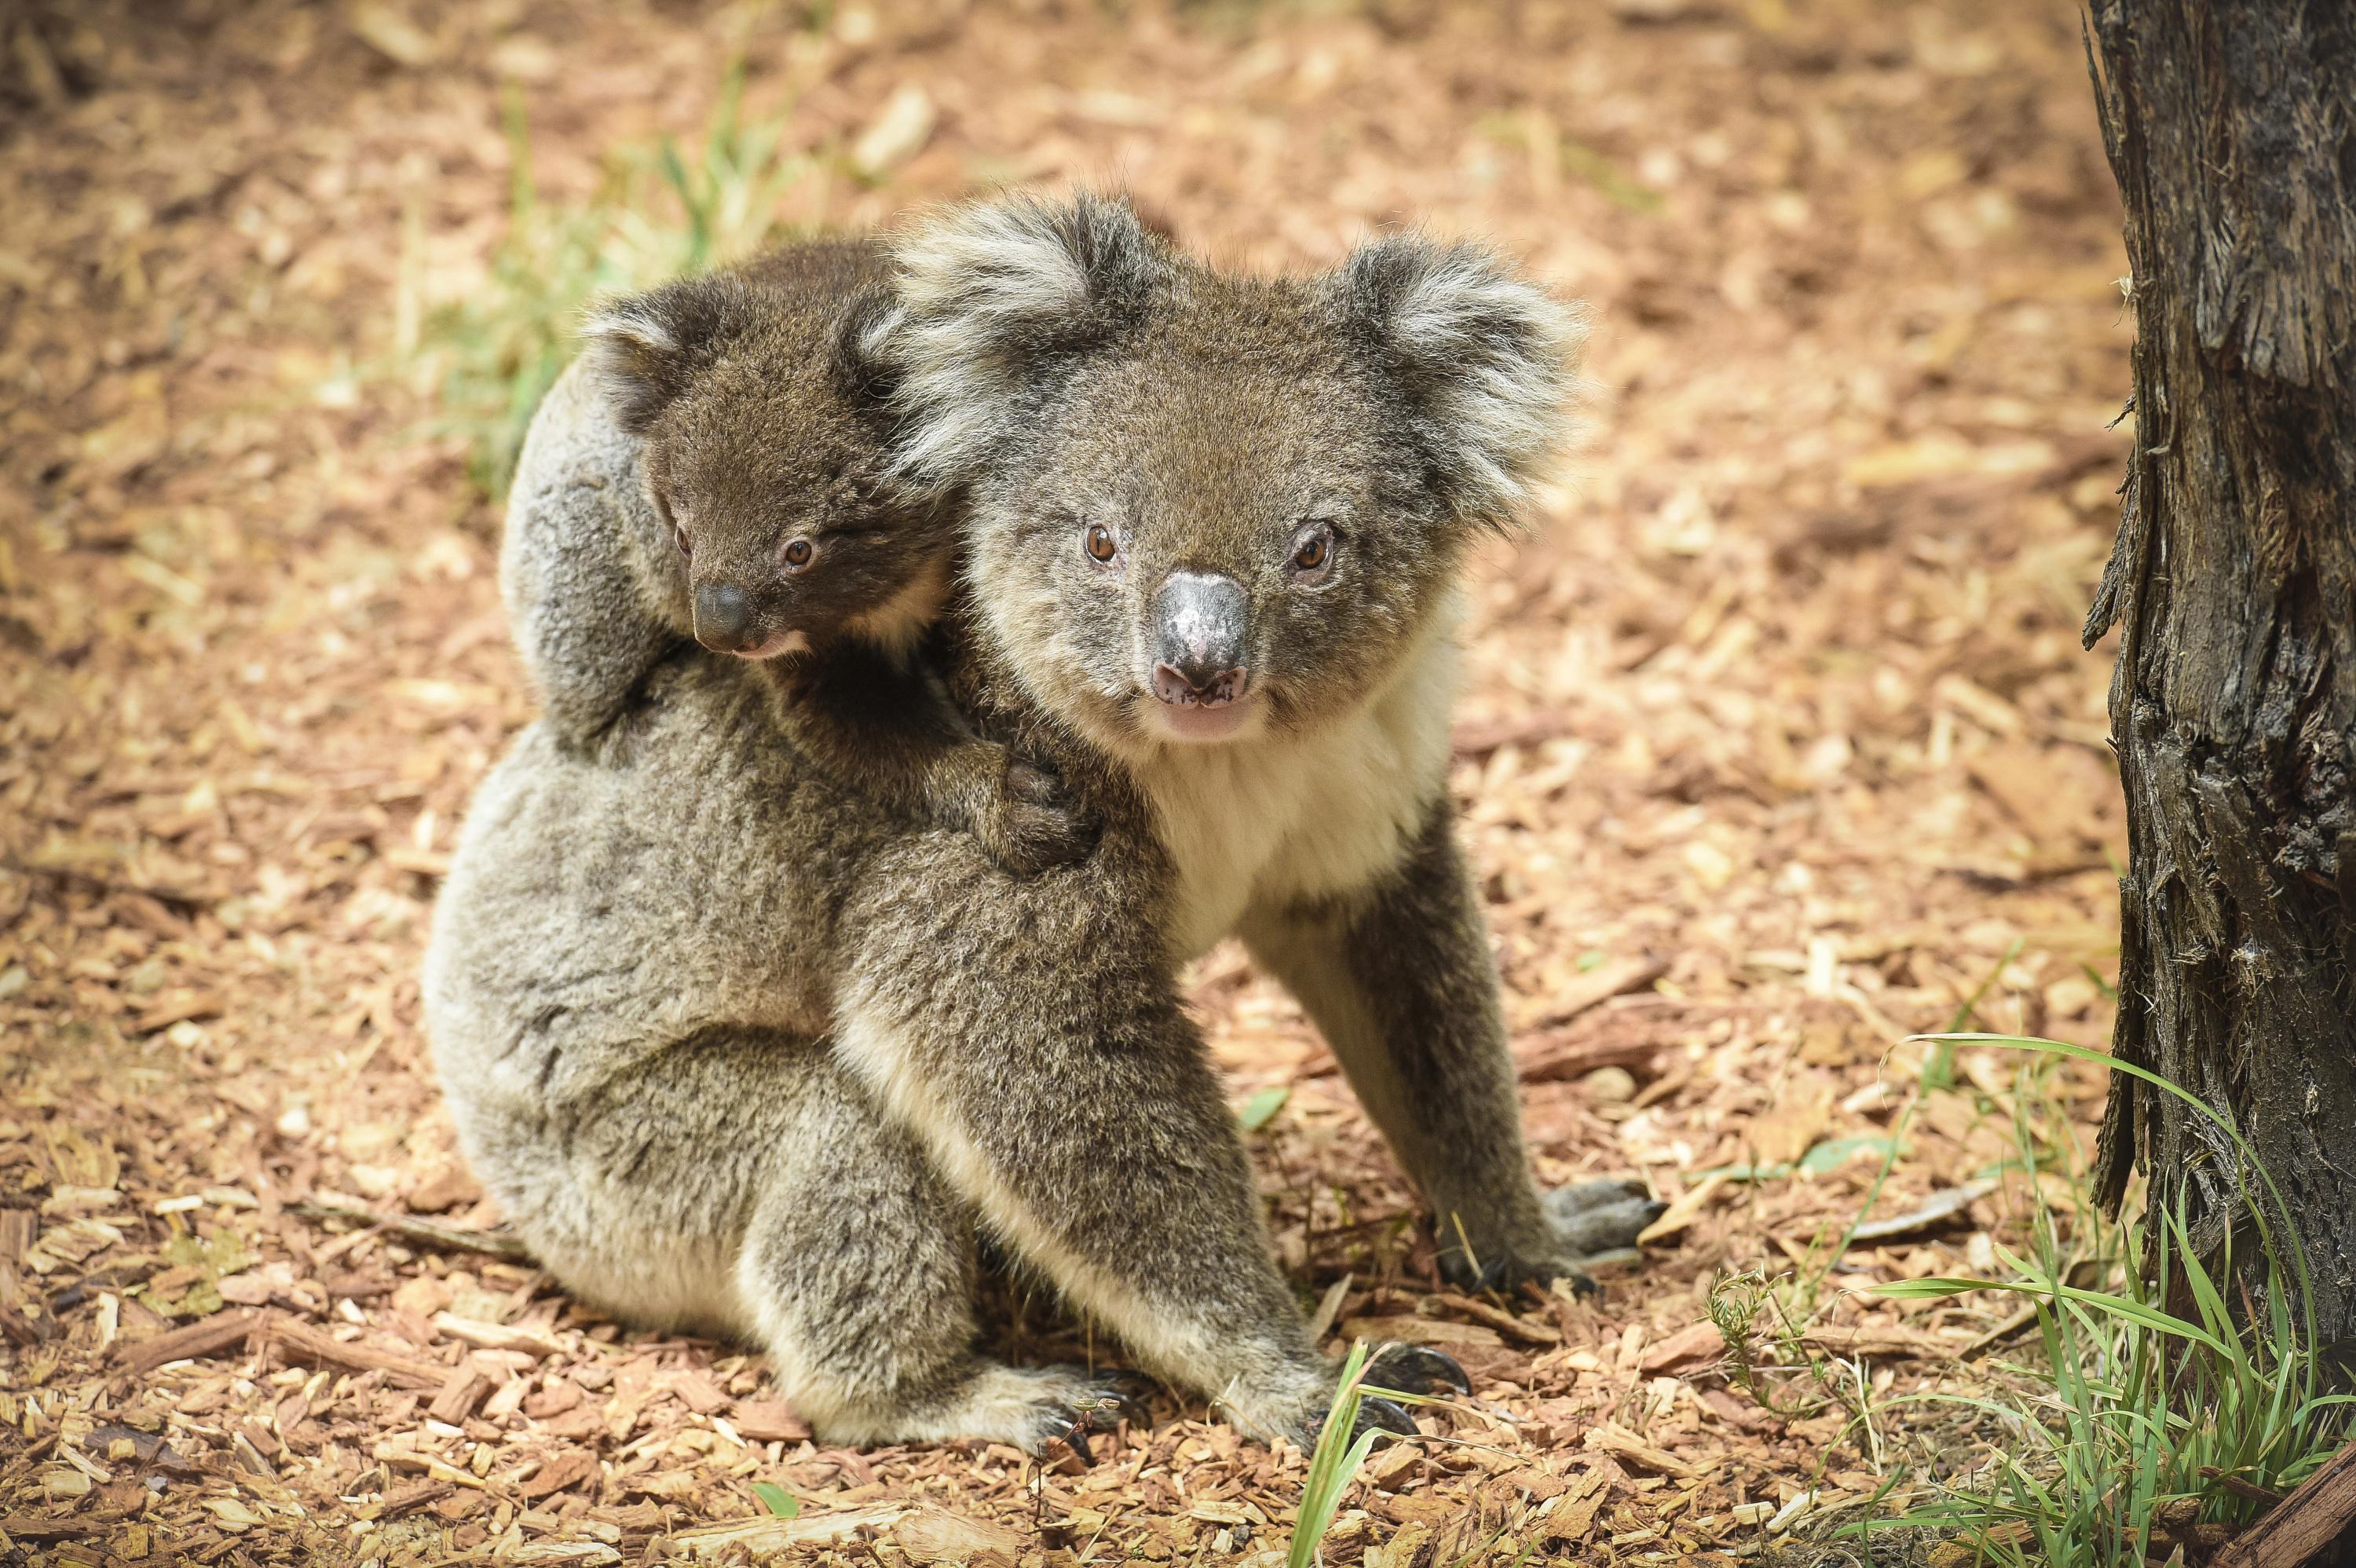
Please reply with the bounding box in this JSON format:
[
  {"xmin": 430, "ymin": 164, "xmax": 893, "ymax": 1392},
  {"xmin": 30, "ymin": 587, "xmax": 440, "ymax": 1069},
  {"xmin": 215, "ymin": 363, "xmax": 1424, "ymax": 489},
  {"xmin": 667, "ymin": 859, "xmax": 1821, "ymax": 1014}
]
[{"xmin": 2, "ymin": 1, "xmax": 2133, "ymax": 1563}]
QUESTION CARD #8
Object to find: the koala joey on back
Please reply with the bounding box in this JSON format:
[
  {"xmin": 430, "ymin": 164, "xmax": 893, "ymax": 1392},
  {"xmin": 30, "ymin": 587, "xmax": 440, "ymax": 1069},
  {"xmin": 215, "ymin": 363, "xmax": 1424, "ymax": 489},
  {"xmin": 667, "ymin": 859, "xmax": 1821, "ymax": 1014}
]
[
  {"xmin": 429, "ymin": 195, "xmax": 1661, "ymax": 1459},
  {"xmin": 501, "ymin": 237, "xmax": 1089, "ymax": 874}
]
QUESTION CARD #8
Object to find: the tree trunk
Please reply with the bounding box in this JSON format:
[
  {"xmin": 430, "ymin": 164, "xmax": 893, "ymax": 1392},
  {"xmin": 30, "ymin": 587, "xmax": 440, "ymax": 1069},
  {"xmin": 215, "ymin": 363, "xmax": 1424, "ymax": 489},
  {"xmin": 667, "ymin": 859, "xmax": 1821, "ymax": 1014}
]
[{"xmin": 2081, "ymin": 0, "xmax": 2356, "ymax": 1350}]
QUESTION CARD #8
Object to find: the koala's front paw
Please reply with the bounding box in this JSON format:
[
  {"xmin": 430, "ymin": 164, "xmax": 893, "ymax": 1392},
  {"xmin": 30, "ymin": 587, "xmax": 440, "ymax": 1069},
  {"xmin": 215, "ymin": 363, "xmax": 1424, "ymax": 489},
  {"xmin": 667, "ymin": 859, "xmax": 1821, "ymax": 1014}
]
[
  {"xmin": 971, "ymin": 756, "xmax": 1099, "ymax": 876},
  {"xmin": 1545, "ymin": 1178, "xmax": 1666, "ymax": 1258},
  {"xmin": 1438, "ymin": 1180, "xmax": 1665, "ymax": 1298},
  {"xmin": 1440, "ymin": 1244, "xmax": 1597, "ymax": 1297},
  {"xmin": 1026, "ymin": 1368, "xmax": 1155, "ymax": 1464},
  {"xmin": 1304, "ymin": 1344, "xmax": 1472, "ymax": 1447},
  {"xmin": 913, "ymin": 1364, "xmax": 1145, "ymax": 1460}
]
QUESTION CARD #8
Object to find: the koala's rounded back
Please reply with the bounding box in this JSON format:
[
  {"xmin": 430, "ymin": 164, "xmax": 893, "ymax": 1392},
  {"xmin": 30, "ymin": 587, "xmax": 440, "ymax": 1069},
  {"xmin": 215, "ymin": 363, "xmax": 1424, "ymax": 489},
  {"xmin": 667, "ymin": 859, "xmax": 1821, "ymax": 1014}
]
[{"xmin": 426, "ymin": 657, "xmax": 871, "ymax": 1095}]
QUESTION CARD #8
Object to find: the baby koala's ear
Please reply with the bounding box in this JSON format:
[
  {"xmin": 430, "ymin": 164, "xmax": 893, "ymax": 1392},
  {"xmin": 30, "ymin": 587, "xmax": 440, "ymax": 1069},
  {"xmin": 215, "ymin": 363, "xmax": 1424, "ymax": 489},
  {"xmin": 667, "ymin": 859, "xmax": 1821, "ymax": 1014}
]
[
  {"xmin": 1333, "ymin": 235, "xmax": 1587, "ymax": 528},
  {"xmin": 830, "ymin": 286, "xmax": 905, "ymax": 413},
  {"xmin": 582, "ymin": 274, "xmax": 748, "ymax": 435},
  {"xmin": 882, "ymin": 189, "xmax": 1166, "ymax": 481}
]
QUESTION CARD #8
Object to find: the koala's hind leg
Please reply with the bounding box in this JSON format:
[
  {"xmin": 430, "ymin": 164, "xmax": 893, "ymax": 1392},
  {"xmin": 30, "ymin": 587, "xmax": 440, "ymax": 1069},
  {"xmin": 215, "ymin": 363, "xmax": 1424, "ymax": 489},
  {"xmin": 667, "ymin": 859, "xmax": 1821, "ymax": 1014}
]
[
  {"xmin": 472, "ymin": 1027, "xmax": 1128, "ymax": 1452},
  {"xmin": 1241, "ymin": 802, "xmax": 1663, "ymax": 1292},
  {"xmin": 737, "ymin": 1050, "xmax": 1135, "ymax": 1453},
  {"xmin": 833, "ymin": 837, "xmax": 1335, "ymax": 1448},
  {"xmin": 460, "ymin": 1025, "xmax": 796, "ymax": 1339}
]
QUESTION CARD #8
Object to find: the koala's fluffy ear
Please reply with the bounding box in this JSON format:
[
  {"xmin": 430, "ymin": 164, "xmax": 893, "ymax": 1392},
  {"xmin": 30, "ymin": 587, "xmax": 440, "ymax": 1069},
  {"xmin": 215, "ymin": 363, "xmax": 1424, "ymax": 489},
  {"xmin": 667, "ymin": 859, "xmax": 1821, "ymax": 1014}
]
[
  {"xmin": 581, "ymin": 275, "xmax": 748, "ymax": 435},
  {"xmin": 881, "ymin": 191, "xmax": 1165, "ymax": 480},
  {"xmin": 1336, "ymin": 236, "xmax": 1586, "ymax": 527},
  {"xmin": 829, "ymin": 287, "xmax": 905, "ymax": 412}
]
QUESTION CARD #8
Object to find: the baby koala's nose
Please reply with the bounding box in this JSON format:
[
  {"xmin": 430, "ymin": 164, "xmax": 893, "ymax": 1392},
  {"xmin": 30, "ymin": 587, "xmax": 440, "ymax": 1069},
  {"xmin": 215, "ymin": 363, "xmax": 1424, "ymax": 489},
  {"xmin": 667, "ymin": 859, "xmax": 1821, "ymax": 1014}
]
[{"xmin": 693, "ymin": 581, "xmax": 756, "ymax": 652}]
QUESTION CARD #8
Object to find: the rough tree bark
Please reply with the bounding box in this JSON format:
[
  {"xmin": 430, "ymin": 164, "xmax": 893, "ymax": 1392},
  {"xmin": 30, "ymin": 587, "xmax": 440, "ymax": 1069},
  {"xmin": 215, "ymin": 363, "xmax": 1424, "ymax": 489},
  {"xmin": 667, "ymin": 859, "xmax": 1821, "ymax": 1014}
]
[{"xmin": 2082, "ymin": 0, "xmax": 2356, "ymax": 1351}]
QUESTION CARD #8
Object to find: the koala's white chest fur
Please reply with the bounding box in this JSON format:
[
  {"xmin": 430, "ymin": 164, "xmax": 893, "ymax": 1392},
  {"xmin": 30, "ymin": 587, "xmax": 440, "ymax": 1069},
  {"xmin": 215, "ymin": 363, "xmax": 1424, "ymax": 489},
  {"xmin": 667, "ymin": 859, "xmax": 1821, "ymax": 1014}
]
[{"xmin": 1136, "ymin": 602, "xmax": 1463, "ymax": 960}]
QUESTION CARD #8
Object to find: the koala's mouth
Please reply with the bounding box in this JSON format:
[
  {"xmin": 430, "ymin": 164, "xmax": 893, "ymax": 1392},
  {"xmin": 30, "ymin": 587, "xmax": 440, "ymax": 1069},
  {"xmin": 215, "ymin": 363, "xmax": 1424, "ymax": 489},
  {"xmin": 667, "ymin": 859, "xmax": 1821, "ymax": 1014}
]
[
  {"xmin": 1149, "ymin": 690, "xmax": 1257, "ymax": 744},
  {"xmin": 727, "ymin": 629, "xmax": 813, "ymax": 660}
]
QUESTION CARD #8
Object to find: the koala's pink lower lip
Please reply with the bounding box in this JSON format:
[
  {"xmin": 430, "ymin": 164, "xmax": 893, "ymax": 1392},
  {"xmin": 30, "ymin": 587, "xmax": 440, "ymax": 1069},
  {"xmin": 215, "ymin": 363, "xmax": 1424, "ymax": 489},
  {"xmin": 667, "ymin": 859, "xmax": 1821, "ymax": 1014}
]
[
  {"xmin": 1154, "ymin": 695, "xmax": 1253, "ymax": 743},
  {"xmin": 730, "ymin": 630, "xmax": 812, "ymax": 660}
]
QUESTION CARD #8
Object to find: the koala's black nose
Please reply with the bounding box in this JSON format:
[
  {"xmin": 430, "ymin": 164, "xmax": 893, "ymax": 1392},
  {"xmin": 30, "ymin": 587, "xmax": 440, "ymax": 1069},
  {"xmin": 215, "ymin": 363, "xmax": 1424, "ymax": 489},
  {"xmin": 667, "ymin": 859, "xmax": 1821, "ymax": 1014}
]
[
  {"xmin": 693, "ymin": 581, "xmax": 756, "ymax": 652},
  {"xmin": 1151, "ymin": 571, "xmax": 1250, "ymax": 707}
]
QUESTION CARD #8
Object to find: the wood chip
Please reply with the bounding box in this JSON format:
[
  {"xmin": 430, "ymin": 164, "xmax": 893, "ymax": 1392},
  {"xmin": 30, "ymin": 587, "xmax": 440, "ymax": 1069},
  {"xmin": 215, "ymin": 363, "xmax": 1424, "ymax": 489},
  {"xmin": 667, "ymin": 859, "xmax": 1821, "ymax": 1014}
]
[
  {"xmin": 894, "ymin": 1508, "xmax": 1027, "ymax": 1564},
  {"xmin": 730, "ymin": 1400, "xmax": 812, "ymax": 1442},
  {"xmin": 426, "ymin": 1367, "xmax": 493, "ymax": 1425},
  {"xmin": 1637, "ymin": 1320, "xmax": 1725, "ymax": 1372},
  {"xmin": 433, "ymin": 1311, "xmax": 562, "ymax": 1357},
  {"xmin": 1516, "ymin": 956, "xmax": 1670, "ymax": 1034},
  {"xmin": 267, "ymin": 1316, "xmax": 449, "ymax": 1389},
  {"xmin": 1341, "ymin": 1315, "xmax": 1505, "ymax": 1349},
  {"xmin": 380, "ymin": 1480, "xmax": 455, "ymax": 1517},
  {"xmin": 668, "ymin": 1504, "xmax": 911, "ymax": 1558},
  {"xmin": 0, "ymin": 1511, "xmax": 130, "ymax": 1541},
  {"xmin": 1583, "ymin": 1422, "xmax": 1699, "ymax": 1479},
  {"xmin": 518, "ymin": 1448, "xmax": 598, "ymax": 1500},
  {"xmin": 1798, "ymin": 1321, "xmax": 1964, "ymax": 1361},
  {"xmin": 1305, "ymin": 1271, "xmax": 1354, "ymax": 1343},
  {"xmin": 1433, "ymin": 1292, "xmax": 1564, "ymax": 1346},
  {"xmin": 133, "ymin": 989, "xmax": 225, "ymax": 1033},
  {"xmin": 1846, "ymin": 1180, "xmax": 1995, "ymax": 1243},
  {"xmin": 2211, "ymin": 1440, "xmax": 2356, "ymax": 1568},
  {"xmin": 1637, "ymin": 1173, "xmax": 1725, "ymax": 1245},
  {"xmin": 112, "ymin": 1308, "xmax": 259, "ymax": 1374}
]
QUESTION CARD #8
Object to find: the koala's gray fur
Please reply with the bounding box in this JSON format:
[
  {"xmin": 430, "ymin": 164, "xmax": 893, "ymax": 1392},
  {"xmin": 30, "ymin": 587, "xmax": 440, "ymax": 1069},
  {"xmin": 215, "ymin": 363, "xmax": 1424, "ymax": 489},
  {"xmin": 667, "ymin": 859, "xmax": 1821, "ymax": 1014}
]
[{"xmin": 425, "ymin": 193, "xmax": 1659, "ymax": 1455}]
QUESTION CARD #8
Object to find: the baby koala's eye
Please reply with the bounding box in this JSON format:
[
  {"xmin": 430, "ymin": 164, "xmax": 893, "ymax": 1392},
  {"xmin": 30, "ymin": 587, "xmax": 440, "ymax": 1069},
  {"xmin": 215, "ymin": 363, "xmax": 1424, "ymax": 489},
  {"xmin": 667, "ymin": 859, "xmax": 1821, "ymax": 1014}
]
[
  {"xmin": 1084, "ymin": 522, "xmax": 1119, "ymax": 565},
  {"xmin": 1287, "ymin": 521, "xmax": 1337, "ymax": 584},
  {"xmin": 781, "ymin": 536, "xmax": 816, "ymax": 572},
  {"xmin": 673, "ymin": 522, "xmax": 692, "ymax": 559}
]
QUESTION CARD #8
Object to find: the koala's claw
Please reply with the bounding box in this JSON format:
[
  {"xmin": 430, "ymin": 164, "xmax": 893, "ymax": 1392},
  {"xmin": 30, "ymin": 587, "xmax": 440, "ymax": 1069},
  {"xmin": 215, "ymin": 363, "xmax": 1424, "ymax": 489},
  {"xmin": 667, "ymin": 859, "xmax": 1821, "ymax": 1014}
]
[
  {"xmin": 1041, "ymin": 1372, "xmax": 1150, "ymax": 1464},
  {"xmin": 1300, "ymin": 1347, "xmax": 1465, "ymax": 1450},
  {"xmin": 1440, "ymin": 1246, "xmax": 1586, "ymax": 1296},
  {"xmin": 1435, "ymin": 1177, "xmax": 1663, "ymax": 1299},
  {"xmin": 1050, "ymin": 1408, "xmax": 1096, "ymax": 1464},
  {"xmin": 1355, "ymin": 1397, "xmax": 1419, "ymax": 1442},
  {"xmin": 1303, "ymin": 1392, "xmax": 1418, "ymax": 1449},
  {"xmin": 1364, "ymin": 1343, "xmax": 1472, "ymax": 1399},
  {"xmin": 1097, "ymin": 1369, "xmax": 1158, "ymax": 1424}
]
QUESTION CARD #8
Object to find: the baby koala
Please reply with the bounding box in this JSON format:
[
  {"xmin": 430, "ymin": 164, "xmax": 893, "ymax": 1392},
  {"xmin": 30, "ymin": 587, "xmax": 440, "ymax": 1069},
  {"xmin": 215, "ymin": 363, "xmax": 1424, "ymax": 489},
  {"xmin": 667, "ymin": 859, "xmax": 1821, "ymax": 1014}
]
[{"xmin": 503, "ymin": 238, "xmax": 1091, "ymax": 874}]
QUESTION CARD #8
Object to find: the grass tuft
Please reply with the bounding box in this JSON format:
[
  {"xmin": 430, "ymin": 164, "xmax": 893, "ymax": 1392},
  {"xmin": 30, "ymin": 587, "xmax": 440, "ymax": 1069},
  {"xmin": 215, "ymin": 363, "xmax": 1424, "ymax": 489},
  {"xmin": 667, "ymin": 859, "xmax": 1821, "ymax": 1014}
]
[
  {"xmin": 1289, "ymin": 1341, "xmax": 1387, "ymax": 1567},
  {"xmin": 1853, "ymin": 1035, "xmax": 2352, "ymax": 1567}
]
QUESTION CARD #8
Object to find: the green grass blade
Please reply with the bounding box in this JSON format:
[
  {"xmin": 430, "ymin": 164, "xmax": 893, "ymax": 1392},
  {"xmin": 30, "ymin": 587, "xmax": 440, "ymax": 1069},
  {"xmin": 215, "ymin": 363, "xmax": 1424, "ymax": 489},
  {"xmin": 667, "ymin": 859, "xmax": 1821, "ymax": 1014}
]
[
  {"xmin": 1915, "ymin": 1033, "xmax": 2317, "ymax": 1348},
  {"xmin": 1290, "ymin": 1341, "xmax": 1385, "ymax": 1568}
]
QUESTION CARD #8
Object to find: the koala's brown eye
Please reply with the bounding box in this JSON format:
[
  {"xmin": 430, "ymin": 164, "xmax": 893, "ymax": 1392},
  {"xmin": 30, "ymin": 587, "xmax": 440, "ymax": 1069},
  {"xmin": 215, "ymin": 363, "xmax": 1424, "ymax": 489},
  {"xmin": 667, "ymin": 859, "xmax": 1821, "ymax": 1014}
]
[
  {"xmin": 782, "ymin": 537, "xmax": 814, "ymax": 571},
  {"xmin": 1085, "ymin": 524, "xmax": 1118, "ymax": 564},
  {"xmin": 1289, "ymin": 524, "xmax": 1336, "ymax": 582},
  {"xmin": 674, "ymin": 523, "xmax": 692, "ymax": 558}
]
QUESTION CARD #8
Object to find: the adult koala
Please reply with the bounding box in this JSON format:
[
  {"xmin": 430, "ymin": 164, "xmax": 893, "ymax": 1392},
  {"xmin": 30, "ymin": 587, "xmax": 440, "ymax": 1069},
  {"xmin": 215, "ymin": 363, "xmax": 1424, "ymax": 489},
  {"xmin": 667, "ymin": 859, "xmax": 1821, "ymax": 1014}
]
[{"xmin": 424, "ymin": 192, "xmax": 1658, "ymax": 1455}]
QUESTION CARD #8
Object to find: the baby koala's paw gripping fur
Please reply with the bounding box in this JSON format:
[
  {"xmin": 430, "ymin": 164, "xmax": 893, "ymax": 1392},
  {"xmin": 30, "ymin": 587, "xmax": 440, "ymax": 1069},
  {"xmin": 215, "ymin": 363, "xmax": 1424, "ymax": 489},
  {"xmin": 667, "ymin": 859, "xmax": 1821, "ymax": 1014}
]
[{"xmin": 968, "ymin": 752, "xmax": 1100, "ymax": 876}]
